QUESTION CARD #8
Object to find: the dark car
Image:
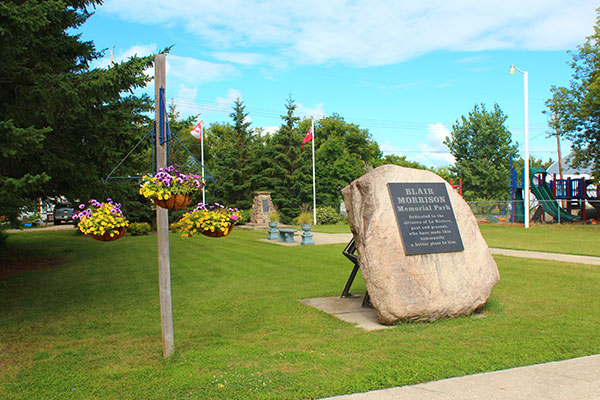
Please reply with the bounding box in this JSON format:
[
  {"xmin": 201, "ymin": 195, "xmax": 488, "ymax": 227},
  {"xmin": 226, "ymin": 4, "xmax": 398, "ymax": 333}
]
[{"xmin": 53, "ymin": 204, "xmax": 75, "ymax": 225}]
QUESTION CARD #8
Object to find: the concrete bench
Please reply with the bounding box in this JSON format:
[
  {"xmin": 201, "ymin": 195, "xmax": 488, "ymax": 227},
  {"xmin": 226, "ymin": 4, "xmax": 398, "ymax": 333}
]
[{"xmin": 278, "ymin": 228, "xmax": 297, "ymax": 243}]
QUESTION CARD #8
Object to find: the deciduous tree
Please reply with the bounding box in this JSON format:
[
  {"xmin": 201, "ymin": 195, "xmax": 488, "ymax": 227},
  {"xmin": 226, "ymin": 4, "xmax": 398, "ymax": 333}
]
[
  {"xmin": 443, "ymin": 104, "xmax": 518, "ymax": 200},
  {"xmin": 546, "ymin": 9, "xmax": 600, "ymax": 181}
]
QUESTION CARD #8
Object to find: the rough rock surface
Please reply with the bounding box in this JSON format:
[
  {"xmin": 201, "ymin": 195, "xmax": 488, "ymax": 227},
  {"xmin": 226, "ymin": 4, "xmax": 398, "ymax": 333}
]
[
  {"xmin": 342, "ymin": 165, "xmax": 499, "ymax": 324},
  {"xmin": 250, "ymin": 191, "xmax": 274, "ymax": 224}
]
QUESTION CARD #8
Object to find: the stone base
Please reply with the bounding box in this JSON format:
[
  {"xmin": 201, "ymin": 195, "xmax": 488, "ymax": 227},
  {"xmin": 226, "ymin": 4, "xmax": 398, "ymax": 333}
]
[
  {"xmin": 300, "ymin": 296, "xmax": 392, "ymax": 331},
  {"xmin": 268, "ymin": 228, "xmax": 279, "ymax": 240},
  {"xmin": 301, "ymin": 231, "xmax": 314, "ymax": 245},
  {"xmin": 239, "ymin": 223, "xmax": 269, "ymax": 230}
]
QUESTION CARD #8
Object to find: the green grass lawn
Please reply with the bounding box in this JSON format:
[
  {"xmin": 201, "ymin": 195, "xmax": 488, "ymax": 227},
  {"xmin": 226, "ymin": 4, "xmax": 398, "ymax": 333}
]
[
  {"xmin": 1, "ymin": 228, "xmax": 600, "ymax": 399},
  {"xmin": 479, "ymin": 223, "xmax": 600, "ymax": 257},
  {"xmin": 310, "ymin": 223, "xmax": 600, "ymax": 257}
]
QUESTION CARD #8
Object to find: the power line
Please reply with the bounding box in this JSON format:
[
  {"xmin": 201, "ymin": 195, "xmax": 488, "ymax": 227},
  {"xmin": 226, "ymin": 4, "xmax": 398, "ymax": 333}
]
[{"xmin": 168, "ymin": 95, "xmax": 552, "ymax": 135}]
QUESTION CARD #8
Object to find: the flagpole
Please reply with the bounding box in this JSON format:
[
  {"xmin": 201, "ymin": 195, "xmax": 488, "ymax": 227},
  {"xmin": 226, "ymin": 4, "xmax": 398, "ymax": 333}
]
[
  {"xmin": 201, "ymin": 122, "xmax": 205, "ymax": 204},
  {"xmin": 311, "ymin": 118, "xmax": 316, "ymax": 225}
]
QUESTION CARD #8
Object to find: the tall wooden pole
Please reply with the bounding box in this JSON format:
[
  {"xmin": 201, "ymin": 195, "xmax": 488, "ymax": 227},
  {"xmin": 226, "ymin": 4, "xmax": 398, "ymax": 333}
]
[
  {"xmin": 554, "ymin": 115, "xmax": 564, "ymax": 180},
  {"xmin": 154, "ymin": 54, "xmax": 174, "ymax": 357}
]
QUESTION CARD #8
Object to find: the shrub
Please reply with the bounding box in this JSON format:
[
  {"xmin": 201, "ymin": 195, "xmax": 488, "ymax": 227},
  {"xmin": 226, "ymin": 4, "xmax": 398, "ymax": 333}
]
[
  {"xmin": 238, "ymin": 209, "xmax": 252, "ymax": 225},
  {"xmin": 316, "ymin": 206, "xmax": 341, "ymax": 225},
  {"xmin": 170, "ymin": 219, "xmax": 185, "ymax": 233},
  {"xmin": 268, "ymin": 208, "xmax": 280, "ymax": 222},
  {"xmin": 128, "ymin": 222, "xmax": 151, "ymax": 236},
  {"xmin": 297, "ymin": 212, "xmax": 313, "ymax": 225},
  {"xmin": 0, "ymin": 229, "xmax": 7, "ymax": 248}
]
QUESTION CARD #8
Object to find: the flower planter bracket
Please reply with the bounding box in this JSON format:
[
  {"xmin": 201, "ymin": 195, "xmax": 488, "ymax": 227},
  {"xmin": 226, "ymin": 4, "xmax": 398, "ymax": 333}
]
[{"xmin": 102, "ymin": 87, "xmax": 215, "ymax": 184}]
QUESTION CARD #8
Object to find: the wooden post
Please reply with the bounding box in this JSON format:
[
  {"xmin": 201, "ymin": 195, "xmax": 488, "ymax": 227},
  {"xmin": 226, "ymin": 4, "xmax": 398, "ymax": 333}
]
[{"xmin": 154, "ymin": 54, "xmax": 174, "ymax": 357}]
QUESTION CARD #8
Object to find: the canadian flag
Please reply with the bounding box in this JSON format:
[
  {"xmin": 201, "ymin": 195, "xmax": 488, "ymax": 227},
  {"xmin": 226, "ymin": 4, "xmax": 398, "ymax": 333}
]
[
  {"xmin": 302, "ymin": 126, "xmax": 313, "ymax": 149},
  {"xmin": 190, "ymin": 120, "xmax": 203, "ymax": 140}
]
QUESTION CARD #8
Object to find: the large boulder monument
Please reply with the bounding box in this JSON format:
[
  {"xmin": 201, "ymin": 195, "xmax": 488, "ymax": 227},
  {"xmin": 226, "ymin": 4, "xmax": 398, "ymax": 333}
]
[{"xmin": 342, "ymin": 165, "xmax": 499, "ymax": 325}]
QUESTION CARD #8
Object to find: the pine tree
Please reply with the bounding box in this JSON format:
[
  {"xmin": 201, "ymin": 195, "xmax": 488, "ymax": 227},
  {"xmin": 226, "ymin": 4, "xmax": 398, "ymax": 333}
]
[
  {"xmin": 260, "ymin": 96, "xmax": 310, "ymax": 221},
  {"xmin": 210, "ymin": 99, "xmax": 257, "ymax": 209},
  {"xmin": 0, "ymin": 0, "xmax": 156, "ymax": 223}
]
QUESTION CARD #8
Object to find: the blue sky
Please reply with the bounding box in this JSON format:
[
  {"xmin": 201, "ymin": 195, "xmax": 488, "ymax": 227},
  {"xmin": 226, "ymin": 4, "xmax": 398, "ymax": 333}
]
[{"xmin": 80, "ymin": 0, "xmax": 598, "ymax": 168}]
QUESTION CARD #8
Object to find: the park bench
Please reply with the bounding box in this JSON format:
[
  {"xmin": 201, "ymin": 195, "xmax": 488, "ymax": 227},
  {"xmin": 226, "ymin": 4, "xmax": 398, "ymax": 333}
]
[{"xmin": 278, "ymin": 228, "xmax": 297, "ymax": 243}]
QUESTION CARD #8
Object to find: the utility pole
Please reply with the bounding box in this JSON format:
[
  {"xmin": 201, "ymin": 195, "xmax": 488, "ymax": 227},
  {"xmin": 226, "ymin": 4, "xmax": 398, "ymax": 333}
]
[
  {"xmin": 553, "ymin": 114, "xmax": 564, "ymax": 180},
  {"xmin": 154, "ymin": 54, "xmax": 174, "ymax": 357},
  {"xmin": 110, "ymin": 46, "xmax": 115, "ymax": 68}
]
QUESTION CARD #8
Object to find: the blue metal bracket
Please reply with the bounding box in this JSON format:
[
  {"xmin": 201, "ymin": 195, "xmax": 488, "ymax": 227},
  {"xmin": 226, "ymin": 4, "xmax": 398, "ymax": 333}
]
[{"xmin": 103, "ymin": 87, "xmax": 215, "ymax": 183}]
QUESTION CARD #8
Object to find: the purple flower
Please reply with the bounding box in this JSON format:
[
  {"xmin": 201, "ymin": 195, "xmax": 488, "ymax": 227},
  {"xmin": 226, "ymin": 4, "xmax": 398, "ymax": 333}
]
[
  {"xmin": 78, "ymin": 204, "xmax": 85, "ymax": 210},
  {"xmin": 230, "ymin": 215, "xmax": 238, "ymax": 221}
]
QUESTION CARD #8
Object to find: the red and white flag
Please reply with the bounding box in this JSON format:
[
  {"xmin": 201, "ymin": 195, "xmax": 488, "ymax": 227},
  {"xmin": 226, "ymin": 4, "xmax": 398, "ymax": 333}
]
[
  {"xmin": 302, "ymin": 126, "xmax": 313, "ymax": 148},
  {"xmin": 190, "ymin": 120, "xmax": 203, "ymax": 140}
]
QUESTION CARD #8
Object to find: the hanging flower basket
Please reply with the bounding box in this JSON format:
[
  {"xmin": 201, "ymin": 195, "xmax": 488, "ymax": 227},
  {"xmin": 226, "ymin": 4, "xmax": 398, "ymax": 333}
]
[
  {"xmin": 89, "ymin": 226, "xmax": 128, "ymax": 242},
  {"xmin": 72, "ymin": 199, "xmax": 129, "ymax": 242},
  {"xmin": 139, "ymin": 164, "xmax": 204, "ymax": 210},
  {"xmin": 201, "ymin": 223, "xmax": 235, "ymax": 238},
  {"xmin": 152, "ymin": 194, "xmax": 193, "ymax": 211},
  {"xmin": 178, "ymin": 203, "xmax": 241, "ymax": 238}
]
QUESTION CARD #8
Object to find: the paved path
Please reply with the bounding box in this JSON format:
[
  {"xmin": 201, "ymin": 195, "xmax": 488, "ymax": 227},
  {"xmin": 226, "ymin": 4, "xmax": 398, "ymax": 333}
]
[
  {"xmin": 321, "ymin": 355, "xmax": 600, "ymax": 400},
  {"xmin": 259, "ymin": 230, "xmax": 600, "ymax": 266},
  {"xmin": 5, "ymin": 224, "xmax": 76, "ymax": 233},
  {"xmin": 490, "ymin": 248, "xmax": 600, "ymax": 265}
]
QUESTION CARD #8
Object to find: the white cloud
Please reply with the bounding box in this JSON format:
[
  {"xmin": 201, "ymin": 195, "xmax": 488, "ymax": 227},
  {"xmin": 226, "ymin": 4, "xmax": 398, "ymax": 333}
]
[
  {"xmin": 167, "ymin": 55, "xmax": 238, "ymax": 85},
  {"xmin": 414, "ymin": 123, "xmax": 455, "ymax": 167},
  {"xmin": 172, "ymin": 84, "xmax": 199, "ymax": 115},
  {"xmin": 426, "ymin": 123, "xmax": 452, "ymax": 152},
  {"xmin": 102, "ymin": 0, "xmax": 597, "ymax": 67},
  {"xmin": 215, "ymin": 88, "xmax": 243, "ymax": 110},
  {"xmin": 262, "ymin": 126, "xmax": 280, "ymax": 136},
  {"xmin": 92, "ymin": 44, "xmax": 158, "ymax": 70},
  {"xmin": 211, "ymin": 52, "xmax": 264, "ymax": 66},
  {"xmin": 379, "ymin": 141, "xmax": 405, "ymax": 155},
  {"xmin": 380, "ymin": 124, "xmax": 454, "ymax": 167},
  {"xmin": 297, "ymin": 102, "xmax": 325, "ymax": 120},
  {"xmin": 91, "ymin": 45, "xmax": 237, "ymax": 91},
  {"xmin": 213, "ymin": 89, "xmax": 251, "ymax": 124}
]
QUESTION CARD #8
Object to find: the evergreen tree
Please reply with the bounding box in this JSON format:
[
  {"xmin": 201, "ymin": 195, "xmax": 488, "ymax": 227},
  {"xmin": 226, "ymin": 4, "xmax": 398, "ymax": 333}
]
[
  {"xmin": 0, "ymin": 0, "xmax": 156, "ymax": 223},
  {"xmin": 261, "ymin": 96, "xmax": 310, "ymax": 221},
  {"xmin": 444, "ymin": 104, "xmax": 518, "ymax": 200},
  {"xmin": 210, "ymin": 99, "xmax": 257, "ymax": 209}
]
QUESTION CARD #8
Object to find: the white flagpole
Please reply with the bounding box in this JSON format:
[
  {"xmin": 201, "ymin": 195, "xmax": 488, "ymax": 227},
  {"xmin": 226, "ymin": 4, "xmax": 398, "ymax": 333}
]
[
  {"xmin": 311, "ymin": 118, "xmax": 317, "ymax": 225},
  {"xmin": 201, "ymin": 122, "xmax": 206, "ymax": 204}
]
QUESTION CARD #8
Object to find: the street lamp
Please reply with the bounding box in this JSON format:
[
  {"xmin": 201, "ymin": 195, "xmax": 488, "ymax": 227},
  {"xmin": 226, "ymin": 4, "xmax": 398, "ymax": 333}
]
[{"xmin": 510, "ymin": 64, "xmax": 530, "ymax": 228}]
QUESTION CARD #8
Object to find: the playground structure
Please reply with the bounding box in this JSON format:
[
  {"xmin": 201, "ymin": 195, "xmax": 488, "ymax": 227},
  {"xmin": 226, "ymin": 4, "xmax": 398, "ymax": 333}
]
[{"xmin": 510, "ymin": 158, "xmax": 599, "ymax": 223}]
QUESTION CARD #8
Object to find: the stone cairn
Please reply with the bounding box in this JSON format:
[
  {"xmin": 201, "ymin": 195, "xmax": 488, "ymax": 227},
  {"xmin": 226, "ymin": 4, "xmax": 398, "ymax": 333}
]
[{"xmin": 250, "ymin": 191, "xmax": 275, "ymax": 225}]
